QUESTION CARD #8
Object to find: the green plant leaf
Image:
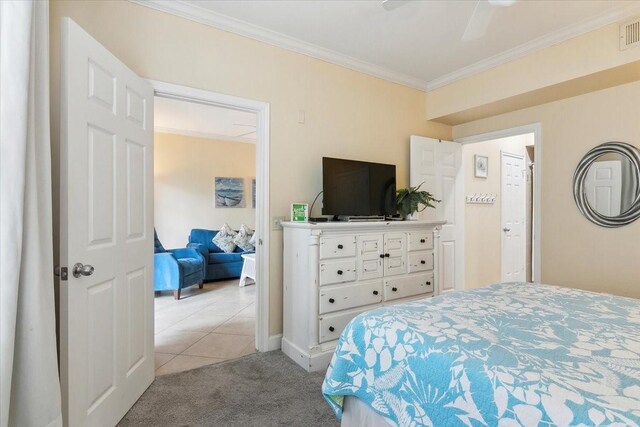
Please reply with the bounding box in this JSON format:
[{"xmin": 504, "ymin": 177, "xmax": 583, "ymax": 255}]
[{"xmin": 395, "ymin": 182, "xmax": 441, "ymax": 218}]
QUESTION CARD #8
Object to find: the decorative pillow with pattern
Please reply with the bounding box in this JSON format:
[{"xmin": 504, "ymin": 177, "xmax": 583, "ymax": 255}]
[
  {"xmin": 212, "ymin": 223, "xmax": 237, "ymax": 253},
  {"xmin": 249, "ymin": 231, "xmax": 257, "ymax": 247},
  {"xmin": 234, "ymin": 224, "xmax": 255, "ymax": 251}
]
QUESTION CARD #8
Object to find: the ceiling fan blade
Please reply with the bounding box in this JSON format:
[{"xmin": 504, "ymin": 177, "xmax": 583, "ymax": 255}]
[
  {"xmin": 382, "ymin": 0, "xmax": 409, "ymax": 12},
  {"xmin": 462, "ymin": 0, "xmax": 495, "ymax": 42}
]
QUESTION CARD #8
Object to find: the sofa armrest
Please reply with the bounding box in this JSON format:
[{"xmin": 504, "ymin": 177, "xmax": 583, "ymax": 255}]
[
  {"xmin": 186, "ymin": 243, "xmax": 208, "ymax": 261},
  {"xmin": 169, "ymin": 247, "xmax": 202, "ymax": 260},
  {"xmin": 154, "ymin": 252, "xmax": 181, "ymax": 290}
]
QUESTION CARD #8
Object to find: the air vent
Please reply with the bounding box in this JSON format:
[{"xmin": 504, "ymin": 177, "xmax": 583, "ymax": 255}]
[{"xmin": 620, "ymin": 17, "xmax": 640, "ymax": 50}]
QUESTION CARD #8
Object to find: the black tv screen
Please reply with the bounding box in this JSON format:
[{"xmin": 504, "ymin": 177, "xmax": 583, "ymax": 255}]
[{"xmin": 322, "ymin": 157, "xmax": 397, "ymax": 217}]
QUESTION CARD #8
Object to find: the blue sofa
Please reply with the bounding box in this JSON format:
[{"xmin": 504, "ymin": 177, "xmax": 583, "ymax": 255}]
[
  {"xmin": 187, "ymin": 228, "xmax": 254, "ymax": 282},
  {"xmin": 154, "ymin": 231, "xmax": 205, "ymax": 300}
]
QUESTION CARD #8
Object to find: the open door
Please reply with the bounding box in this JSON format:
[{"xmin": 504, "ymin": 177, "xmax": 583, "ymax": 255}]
[
  {"xmin": 501, "ymin": 152, "xmax": 526, "ymax": 282},
  {"xmin": 59, "ymin": 18, "xmax": 154, "ymax": 425},
  {"xmin": 410, "ymin": 136, "xmax": 463, "ymax": 294}
]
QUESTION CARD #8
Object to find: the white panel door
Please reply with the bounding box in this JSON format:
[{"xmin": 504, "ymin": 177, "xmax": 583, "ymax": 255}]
[
  {"xmin": 59, "ymin": 18, "xmax": 154, "ymax": 426},
  {"xmin": 410, "ymin": 136, "xmax": 463, "ymax": 294},
  {"xmin": 501, "ymin": 152, "xmax": 526, "ymax": 282},
  {"xmin": 584, "ymin": 160, "xmax": 622, "ymax": 217}
]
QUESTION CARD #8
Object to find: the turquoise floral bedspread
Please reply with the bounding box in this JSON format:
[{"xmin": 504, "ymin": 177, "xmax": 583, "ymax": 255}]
[{"xmin": 322, "ymin": 283, "xmax": 640, "ymax": 426}]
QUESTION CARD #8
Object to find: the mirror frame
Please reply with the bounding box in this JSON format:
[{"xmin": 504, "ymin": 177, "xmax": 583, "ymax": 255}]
[{"xmin": 573, "ymin": 141, "xmax": 640, "ymax": 227}]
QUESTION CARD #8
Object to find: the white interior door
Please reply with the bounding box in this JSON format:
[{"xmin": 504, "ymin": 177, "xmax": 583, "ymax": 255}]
[
  {"xmin": 501, "ymin": 152, "xmax": 526, "ymax": 282},
  {"xmin": 410, "ymin": 136, "xmax": 463, "ymax": 294},
  {"xmin": 59, "ymin": 18, "xmax": 154, "ymax": 426},
  {"xmin": 584, "ymin": 160, "xmax": 622, "ymax": 216}
]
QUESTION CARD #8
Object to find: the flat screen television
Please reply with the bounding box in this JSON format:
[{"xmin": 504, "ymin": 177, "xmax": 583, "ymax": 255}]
[{"xmin": 322, "ymin": 157, "xmax": 397, "ymax": 217}]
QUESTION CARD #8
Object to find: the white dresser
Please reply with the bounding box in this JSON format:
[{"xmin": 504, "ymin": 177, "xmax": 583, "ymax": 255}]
[{"xmin": 281, "ymin": 220, "xmax": 445, "ymax": 371}]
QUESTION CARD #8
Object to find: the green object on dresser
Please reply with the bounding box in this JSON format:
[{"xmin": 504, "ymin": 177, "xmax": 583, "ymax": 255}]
[{"xmin": 396, "ymin": 182, "xmax": 440, "ymax": 220}]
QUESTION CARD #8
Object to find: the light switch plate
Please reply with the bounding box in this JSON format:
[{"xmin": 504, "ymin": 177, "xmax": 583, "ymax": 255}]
[{"xmin": 272, "ymin": 216, "xmax": 285, "ymax": 231}]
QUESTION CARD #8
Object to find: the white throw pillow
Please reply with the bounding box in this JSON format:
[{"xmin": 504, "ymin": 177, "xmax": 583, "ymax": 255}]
[
  {"xmin": 212, "ymin": 223, "xmax": 237, "ymax": 253},
  {"xmin": 234, "ymin": 224, "xmax": 255, "ymax": 251}
]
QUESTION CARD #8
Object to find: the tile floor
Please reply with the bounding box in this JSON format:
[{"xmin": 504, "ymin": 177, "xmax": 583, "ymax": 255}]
[{"xmin": 154, "ymin": 279, "xmax": 256, "ymax": 376}]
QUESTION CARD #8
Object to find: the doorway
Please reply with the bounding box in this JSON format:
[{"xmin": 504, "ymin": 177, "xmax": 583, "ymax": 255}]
[
  {"xmin": 456, "ymin": 124, "xmax": 541, "ymax": 289},
  {"xmin": 150, "ymin": 80, "xmax": 271, "ymax": 359},
  {"xmin": 152, "ymin": 95, "xmax": 261, "ymax": 375}
]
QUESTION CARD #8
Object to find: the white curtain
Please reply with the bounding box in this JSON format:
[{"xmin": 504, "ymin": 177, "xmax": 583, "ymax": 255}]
[{"xmin": 0, "ymin": 1, "xmax": 62, "ymax": 426}]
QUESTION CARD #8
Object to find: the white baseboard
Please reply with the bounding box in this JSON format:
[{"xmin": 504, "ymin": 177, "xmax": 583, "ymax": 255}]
[{"xmin": 267, "ymin": 334, "xmax": 282, "ymax": 351}]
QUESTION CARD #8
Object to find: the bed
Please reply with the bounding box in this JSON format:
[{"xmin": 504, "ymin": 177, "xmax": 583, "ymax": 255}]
[{"xmin": 322, "ymin": 283, "xmax": 640, "ymax": 426}]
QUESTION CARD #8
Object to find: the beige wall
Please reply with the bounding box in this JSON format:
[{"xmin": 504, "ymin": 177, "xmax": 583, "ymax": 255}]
[
  {"xmin": 427, "ymin": 21, "xmax": 640, "ymax": 124},
  {"xmin": 463, "ymin": 134, "xmax": 533, "ymax": 289},
  {"xmin": 154, "ymin": 133, "xmax": 256, "ymax": 248},
  {"xmin": 49, "ymin": 0, "xmax": 451, "ymax": 336},
  {"xmin": 454, "ymin": 81, "xmax": 640, "ymax": 299}
]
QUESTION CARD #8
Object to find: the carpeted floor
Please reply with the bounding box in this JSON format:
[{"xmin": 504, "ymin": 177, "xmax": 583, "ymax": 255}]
[{"xmin": 118, "ymin": 351, "xmax": 341, "ymax": 427}]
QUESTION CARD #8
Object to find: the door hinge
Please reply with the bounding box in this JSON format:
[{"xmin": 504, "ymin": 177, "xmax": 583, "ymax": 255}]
[{"xmin": 54, "ymin": 266, "xmax": 68, "ymax": 281}]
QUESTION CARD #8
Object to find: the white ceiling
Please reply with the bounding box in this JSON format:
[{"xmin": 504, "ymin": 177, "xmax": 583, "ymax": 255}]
[
  {"xmin": 137, "ymin": 0, "xmax": 640, "ymax": 90},
  {"xmin": 154, "ymin": 96, "xmax": 257, "ymax": 143}
]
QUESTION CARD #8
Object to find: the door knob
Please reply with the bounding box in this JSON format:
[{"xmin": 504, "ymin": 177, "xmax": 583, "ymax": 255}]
[
  {"xmin": 503, "ymin": 228, "xmax": 511, "ymax": 232},
  {"xmin": 72, "ymin": 263, "xmax": 94, "ymax": 278},
  {"xmin": 372, "ymin": 290, "xmax": 379, "ymax": 295}
]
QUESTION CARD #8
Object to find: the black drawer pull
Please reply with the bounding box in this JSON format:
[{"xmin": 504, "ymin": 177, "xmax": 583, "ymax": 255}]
[
  {"xmin": 372, "ymin": 290, "xmax": 379, "ymax": 295},
  {"xmin": 392, "ymin": 287, "xmax": 398, "ymax": 292},
  {"xmin": 420, "ymin": 260, "xmax": 426, "ymax": 264},
  {"xmin": 337, "ymin": 270, "xmax": 343, "ymax": 275},
  {"xmin": 384, "ymin": 253, "xmax": 390, "ymax": 258},
  {"xmin": 426, "ymin": 281, "xmax": 431, "ymax": 285},
  {"xmin": 420, "ymin": 239, "xmax": 426, "ymax": 243},
  {"xmin": 329, "ymin": 326, "xmax": 335, "ymax": 332},
  {"xmin": 379, "ymin": 254, "xmax": 385, "ymax": 259},
  {"xmin": 337, "ymin": 244, "xmax": 344, "ymax": 249},
  {"xmin": 329, "ymin": 298, "xmax": 335, "ymax": 303}
]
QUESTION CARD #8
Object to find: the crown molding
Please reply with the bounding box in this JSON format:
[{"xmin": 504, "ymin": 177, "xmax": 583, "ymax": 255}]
[
  {"xmin": 154, "ymin": 126, "xmax": 256, "ymax": 144},
  {"xmin": 132, "ymin": 0, "xmax": 640, "ymax": 93},
  {"xmin": 130, "ymin": 0, "xmax": 428, "ymax": 91},
  {"xmin": 426, "ymin": 3, "xmax": 640, "ymax": 90}
]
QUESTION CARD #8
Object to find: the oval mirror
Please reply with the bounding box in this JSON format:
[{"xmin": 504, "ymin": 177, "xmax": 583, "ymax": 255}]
[{"xmin": 573, "ymin": 142, "xmax": 640, "ymax": 227}]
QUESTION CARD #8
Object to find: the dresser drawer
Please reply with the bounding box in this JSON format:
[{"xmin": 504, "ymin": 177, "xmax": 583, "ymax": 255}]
[
  {"xmin": 408, "ymin": 231, "xmax": 433, "ymax": 251},
  {"xmin": 320, "ymin": 259, "xmax": 357, "ymax": 286},
  {"xmin": 384, "ymin": 273, "xmax": 434, "ymax": 301},
  {"xmin": 319, "ymin": 281, "xmax": 383, "ymax": 314},
  {"xmin": 320, "ymin": 235, "xmax": 357, "ymax": 259},
  {"xmin": 408, "ymin": 251, "xmax": 434, "ymax": 273},
  {"xmin": 319, "ymin": 307, "xmax": 371, "ymax": 343}
]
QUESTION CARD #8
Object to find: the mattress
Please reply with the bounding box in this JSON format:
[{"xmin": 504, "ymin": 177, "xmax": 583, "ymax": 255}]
[{"xmin": 322, "ymin": 283, "xmax": 640, "ymax": 426}]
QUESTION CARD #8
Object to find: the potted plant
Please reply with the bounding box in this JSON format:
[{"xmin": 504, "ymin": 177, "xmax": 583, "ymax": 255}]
[{"xmin": 396, "ymin": 183, "xmax": 440, "ymax": 220}]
